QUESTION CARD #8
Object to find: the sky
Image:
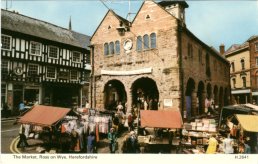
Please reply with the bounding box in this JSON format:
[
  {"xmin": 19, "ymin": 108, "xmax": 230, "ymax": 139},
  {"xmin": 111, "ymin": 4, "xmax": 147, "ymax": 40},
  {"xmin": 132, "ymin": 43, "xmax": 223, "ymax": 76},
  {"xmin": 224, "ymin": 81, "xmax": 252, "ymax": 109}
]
[{"xmin": 1, "ymin": 0, "xmax": 258, "ymax": 51}]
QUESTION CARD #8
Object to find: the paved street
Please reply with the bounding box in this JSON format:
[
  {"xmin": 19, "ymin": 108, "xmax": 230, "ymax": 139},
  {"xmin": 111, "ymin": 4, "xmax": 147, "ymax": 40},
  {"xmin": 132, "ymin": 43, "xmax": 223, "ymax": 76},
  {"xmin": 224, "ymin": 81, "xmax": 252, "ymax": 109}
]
[
  {"xmin": 1, "ymin": 118, "xmax": 20, "ymax": 153},
  {"xmin": 1, "ymin": 117, "xmax": 130, "ymax": 154}
]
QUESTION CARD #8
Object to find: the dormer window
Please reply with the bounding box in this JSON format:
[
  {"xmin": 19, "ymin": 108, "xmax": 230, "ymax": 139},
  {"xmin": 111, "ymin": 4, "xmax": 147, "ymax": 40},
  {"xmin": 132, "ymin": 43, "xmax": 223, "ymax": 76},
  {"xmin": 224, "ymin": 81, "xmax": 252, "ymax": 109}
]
[{"xmin": 146, "ymin": 15, "xmax": 150, "ymax": 20}]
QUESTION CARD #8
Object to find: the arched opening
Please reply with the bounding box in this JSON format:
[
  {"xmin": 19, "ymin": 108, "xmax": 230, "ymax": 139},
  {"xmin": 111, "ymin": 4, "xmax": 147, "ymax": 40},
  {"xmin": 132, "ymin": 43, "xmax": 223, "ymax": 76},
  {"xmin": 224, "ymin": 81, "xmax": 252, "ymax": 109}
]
[
  {"xmin": 131, "ymin": 77, "xmax": 159, "ymax": 110},
  {"xmin": 197, "ymin": 81, "xmax": 205, "ymax": 115},
  {"xmin": 185, "ymin": 78, "xmax": 195, "ymax": 120},
  {"xmin": 104, "ymin": 80, "xmax": 127, "ymax": 112}
]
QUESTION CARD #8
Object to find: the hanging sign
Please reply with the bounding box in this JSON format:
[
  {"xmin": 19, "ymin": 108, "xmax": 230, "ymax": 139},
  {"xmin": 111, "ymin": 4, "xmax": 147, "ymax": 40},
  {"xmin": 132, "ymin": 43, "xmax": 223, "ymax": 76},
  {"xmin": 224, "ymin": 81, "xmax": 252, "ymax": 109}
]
[{"xmin": 14, "ymin": 66, "xmax": 23, "ymax": 76}]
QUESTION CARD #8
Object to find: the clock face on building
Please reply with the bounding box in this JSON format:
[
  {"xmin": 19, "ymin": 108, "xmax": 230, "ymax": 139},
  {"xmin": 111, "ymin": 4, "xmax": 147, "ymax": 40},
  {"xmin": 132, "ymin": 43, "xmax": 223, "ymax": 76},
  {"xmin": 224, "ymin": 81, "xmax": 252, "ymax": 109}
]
[
  {"xmin": 123, "ymin": 39, "xmax": 133, "ymax": 51},
  {"xmin": 14, "ymin": 66, "xmax": 23, "ymax": 76}
]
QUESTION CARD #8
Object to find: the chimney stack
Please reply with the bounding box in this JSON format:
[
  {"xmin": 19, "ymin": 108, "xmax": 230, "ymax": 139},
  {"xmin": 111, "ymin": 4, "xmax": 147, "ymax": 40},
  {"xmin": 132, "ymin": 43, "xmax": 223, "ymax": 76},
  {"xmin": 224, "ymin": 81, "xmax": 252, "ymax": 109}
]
[
  {"xmin": 69, "ymin": 16, "xmax": 72, "ymax": 30},
  {"xmin": 219, "ymin": 44, "xmax": 225, "ymax": 55}
]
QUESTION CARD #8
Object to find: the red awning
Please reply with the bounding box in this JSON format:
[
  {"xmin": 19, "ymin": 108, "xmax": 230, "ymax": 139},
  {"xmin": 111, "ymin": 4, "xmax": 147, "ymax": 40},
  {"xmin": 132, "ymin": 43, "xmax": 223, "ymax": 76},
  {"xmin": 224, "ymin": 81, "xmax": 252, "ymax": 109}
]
[
  {"xmin": 18, "ymin": 105, "xmax": 71, "ymax": 127},
  {"xmin": 140, "ymin": 110, "xmax": 183, "ymax": 129}
]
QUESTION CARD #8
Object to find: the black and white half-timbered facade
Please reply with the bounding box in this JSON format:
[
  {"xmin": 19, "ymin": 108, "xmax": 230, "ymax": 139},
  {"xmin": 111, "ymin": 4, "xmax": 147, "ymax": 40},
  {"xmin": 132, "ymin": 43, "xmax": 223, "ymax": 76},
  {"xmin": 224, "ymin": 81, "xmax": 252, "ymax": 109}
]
[{"xmin": 1, "ymin": 9, "xmax": 91, "ymax": 114}]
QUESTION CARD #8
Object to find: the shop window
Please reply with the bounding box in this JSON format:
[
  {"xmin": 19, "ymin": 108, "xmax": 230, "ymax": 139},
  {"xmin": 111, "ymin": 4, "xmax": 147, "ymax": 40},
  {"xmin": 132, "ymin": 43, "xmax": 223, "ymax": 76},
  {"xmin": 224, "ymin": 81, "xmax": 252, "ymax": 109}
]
[
  {"xmin": 72, "ymin": 51, "xmax": 81, "ymax": 63},
  {"xmin": 46, "ymin": 66, "xmax": 56, "ymax": 79},
  {"xmin": 109, "ymin": 42, "xmax": 114, "ymax": 55},
  {"xmin": 143, "ymin": 34, "xmax": 149, "ymax": 50},
  {"xmin": 30, "ymin": 41, "xmax": 41, "ymax": 56},
  {"xmin": 70, "ymin": 70, "xmax": 78, "ymax": 81},
  {"xmin": 48, "ymin": 46, "xmax": 59, "ymax": 59},
  {"xmin": 115, "ymin": 41, "xmax": 120, "ymax": 54},
  {"xmin": 150, "ymin": 33, "xmax": 156, "ymax": 49},
  {"xmin": 104, "ymin": 43, "xmax": 109, "ymax": 55},
  {"xmin": 28, "ymin": 64, "xmax": 39, "ymax": 77},
  {"xmin": 1, "ymin": 35, "xmax": 11, "ymax": 50},
  {"xmin": 136, "ymin": 36, "xmax": 142, "ymax": 51}
]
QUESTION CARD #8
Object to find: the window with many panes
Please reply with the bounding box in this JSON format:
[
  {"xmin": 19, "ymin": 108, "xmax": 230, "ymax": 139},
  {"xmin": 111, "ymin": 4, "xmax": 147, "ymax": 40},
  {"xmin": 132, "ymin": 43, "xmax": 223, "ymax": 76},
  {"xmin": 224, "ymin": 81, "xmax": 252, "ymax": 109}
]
[
  {"xmin": 1, "ymin": 35, "xmax": 11, "ymax": 50},
  {"xmin": 72, "ymin": 51, "xmax": 81, "ymax": 63},
  {"xmin": 46, "ymin": 66, "xmax": 56, "ymax": 79},
  {"xmin": 1, "ymin": 60, "xmax": 9, "ymax": 76},
  {"xmin": 30, "ymin": 41, "xmax": 41, "ymax": 56},
  {"xmin": 70, "ymin": 70, "xmax": 78, "ymax": 81},
  {"xmin": 48, "ymin": 46, "xmax": 59, "ymax": 59},
  {"xmin": 28, "ymin": 64, "xmax": 39, "ymax": 77}
]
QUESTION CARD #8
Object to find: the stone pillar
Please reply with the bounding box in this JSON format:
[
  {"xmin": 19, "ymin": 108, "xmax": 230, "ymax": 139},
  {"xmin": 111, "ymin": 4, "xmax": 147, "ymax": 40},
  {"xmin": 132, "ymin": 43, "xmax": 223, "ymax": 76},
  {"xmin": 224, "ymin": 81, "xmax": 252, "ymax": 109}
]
[
  {"xmin": 126, "ymin": 88, "xmax": 132, "ymax": 113},
  {"xmin": 191, "ymin": 91, "xmax": 197, "ymax": 117},
  {"xmin": 200, "ymin": 92, "xmax": 206, "ymax": 114}
]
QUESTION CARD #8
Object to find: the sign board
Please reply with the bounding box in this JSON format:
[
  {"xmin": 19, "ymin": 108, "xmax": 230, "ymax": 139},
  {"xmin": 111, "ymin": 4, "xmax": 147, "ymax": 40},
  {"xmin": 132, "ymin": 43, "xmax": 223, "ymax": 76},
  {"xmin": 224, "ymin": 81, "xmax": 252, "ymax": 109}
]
[{"xmin": 163, "ymin": 99, "xmax": 173, "ymax": 107}]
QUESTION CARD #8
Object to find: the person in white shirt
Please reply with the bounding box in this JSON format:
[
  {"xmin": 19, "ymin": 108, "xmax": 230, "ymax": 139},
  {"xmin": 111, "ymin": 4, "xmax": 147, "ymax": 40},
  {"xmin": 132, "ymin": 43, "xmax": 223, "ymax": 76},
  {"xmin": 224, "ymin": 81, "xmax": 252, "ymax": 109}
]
[{"xmin": 223, "ymin": 134, "xmax": 234, "ymax": 154}]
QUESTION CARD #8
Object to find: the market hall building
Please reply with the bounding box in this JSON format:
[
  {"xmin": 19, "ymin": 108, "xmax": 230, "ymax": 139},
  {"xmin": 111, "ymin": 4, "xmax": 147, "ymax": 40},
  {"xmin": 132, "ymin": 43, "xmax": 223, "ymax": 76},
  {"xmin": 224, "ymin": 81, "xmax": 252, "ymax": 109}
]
[
  {"xmin": 1, "ymin": 9, "xmax": 91, "ymax": 114},
  {"xmin": 89, "ymin": 1, "xmax": 230, "ymax": 120}
]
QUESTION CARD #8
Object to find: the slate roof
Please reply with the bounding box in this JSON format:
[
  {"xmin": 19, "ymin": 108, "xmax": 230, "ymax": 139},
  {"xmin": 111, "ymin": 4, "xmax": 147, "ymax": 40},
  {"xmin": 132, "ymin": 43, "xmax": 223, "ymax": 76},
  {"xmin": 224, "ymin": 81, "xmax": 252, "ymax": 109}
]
[
  {"xmin": 224, "ymin": 42, "xmax": 249, "ymax": 55},
  {"xmin": 224, "ymin": 35, "xmax": 257, "ymax": 55},
  {"xmin": 1, "ymin": 9, "xmax": 91, "ymax": 50}
]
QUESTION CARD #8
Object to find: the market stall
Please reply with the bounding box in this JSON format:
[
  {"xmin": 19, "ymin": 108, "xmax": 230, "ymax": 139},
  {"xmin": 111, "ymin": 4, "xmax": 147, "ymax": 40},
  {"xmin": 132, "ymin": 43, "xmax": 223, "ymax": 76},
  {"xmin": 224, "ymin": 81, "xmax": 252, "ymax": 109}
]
[
  {"xmin": 235, "ymin": 114, "xmax": 258, "ymax": 153},
  {"xmin": 18, "ymin": 105, "xmax": 79, "ymax": 153},
  {"xmin": 138, "ymin": 110, "xmax": 183, "ymax": 153}
]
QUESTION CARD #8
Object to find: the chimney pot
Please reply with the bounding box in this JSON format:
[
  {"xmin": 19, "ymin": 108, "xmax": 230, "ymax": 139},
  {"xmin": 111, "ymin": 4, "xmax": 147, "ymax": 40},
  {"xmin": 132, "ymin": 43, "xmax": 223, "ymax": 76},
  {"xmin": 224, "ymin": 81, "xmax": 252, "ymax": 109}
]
[{"xmin": 219, "ymin": 44, "xmax": 225, "ymax": 55}]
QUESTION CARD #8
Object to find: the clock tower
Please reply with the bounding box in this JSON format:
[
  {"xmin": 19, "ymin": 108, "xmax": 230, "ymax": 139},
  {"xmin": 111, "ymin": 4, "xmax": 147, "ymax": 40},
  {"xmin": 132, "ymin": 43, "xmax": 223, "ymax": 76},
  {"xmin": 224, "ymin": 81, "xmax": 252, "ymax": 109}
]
[{"xmin": 158, "ymin": 1, "xmax": 189, "ymax": 25}]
